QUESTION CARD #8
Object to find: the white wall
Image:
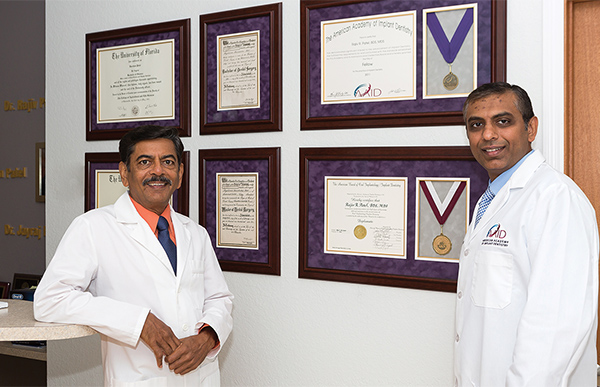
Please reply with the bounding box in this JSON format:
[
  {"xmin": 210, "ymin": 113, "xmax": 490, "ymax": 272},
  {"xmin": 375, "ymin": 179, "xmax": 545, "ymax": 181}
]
[{"xmin": 45, "ymin": 0, "xmax": 554, "ymax": 385}]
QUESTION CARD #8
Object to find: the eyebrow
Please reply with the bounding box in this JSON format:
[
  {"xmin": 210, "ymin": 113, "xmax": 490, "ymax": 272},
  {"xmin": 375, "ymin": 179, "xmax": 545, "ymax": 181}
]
[
  {"xmin": 492, "ymin": 111, "xmax": 515, "ymax": 120},
  {"xmin": 135, "ymin": 154, "xmax": 177, "ymax": 161},
  {"xmin": 467, "ymin": 111, "xmax": 515, "ymax": 123}
]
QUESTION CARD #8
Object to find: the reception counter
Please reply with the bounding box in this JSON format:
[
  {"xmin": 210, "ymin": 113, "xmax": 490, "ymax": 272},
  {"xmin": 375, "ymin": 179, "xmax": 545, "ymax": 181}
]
[{"xmin": 0, "ymin": 299, "xmax": 96, "ymax": 360}]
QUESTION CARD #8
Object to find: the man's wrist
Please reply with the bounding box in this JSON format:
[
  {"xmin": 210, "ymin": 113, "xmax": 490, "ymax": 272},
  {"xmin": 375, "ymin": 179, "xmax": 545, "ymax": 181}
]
[{"xmin": 198, "ymin": 324, "xmax": 219, "ymax": 349}]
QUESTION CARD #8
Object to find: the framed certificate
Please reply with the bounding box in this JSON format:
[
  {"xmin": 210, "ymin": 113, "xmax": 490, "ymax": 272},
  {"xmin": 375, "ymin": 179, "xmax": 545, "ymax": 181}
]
[
  {"xmin": 216, "ymin": 172, "xmax": 260, "ymax": 250},
  {"xmin": 325, "ymin": 176, "xmax": 408, "ymax": 258},
  {"xmin": 86, "ymin": 19, "xmax": 191, "ymax": 140},
  {"xmin": 200, "ymin": 3, "xmax": 282, "ymax": 135},
  {"xmin": 84, "ymin": 151, "xmax": 190, "ymax": 215},
  {"xmin": 300, "ymin": 0, "xmax": 506, "ymax": 130},
  {"xmin": 299, "ymin": 147, "xmax": 488, "ymax": 292},
  {"xmin": 200, "ymin": 147, "xmax": 280, "ymax": 275},
  {"xmin": 321, "ymin": 11, "xmax": 417, "ymax": 105}
]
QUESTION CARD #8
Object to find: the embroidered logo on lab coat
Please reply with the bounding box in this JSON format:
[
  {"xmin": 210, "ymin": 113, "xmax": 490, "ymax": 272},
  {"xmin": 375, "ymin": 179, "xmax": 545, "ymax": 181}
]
[{"xmin": 481, "ymin": 224, "xmax": 509, "ymax": 247}]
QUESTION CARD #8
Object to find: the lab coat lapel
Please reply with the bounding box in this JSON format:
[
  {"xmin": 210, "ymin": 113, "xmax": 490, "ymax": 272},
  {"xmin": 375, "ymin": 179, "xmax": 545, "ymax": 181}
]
[
  {"xmin": 466, "ymin": 185, "xmax": 508, "ymax": 242},
  {"xmin": 114, "ymin": 193, "xmax": 178, "ymax": 275},
  {"xmin": 172, "ymin": 212, "xmax": 191, "ymax": 287},
  {"xmin": 466, "ymin": 150, "xmax": 545, "ymax": 242},
  {"xmin": 471, "ymin": 186, "xmax": 510, "ymax": 237}
]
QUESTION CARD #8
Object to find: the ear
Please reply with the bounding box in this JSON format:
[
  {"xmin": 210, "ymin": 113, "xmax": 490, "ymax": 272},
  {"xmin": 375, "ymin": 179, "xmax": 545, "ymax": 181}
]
[
  {"xmin": 176, "ymin": 163, "xmax": 184, "ymax": 190},
  {"xmin": 527, "ymin": 116, "xmax": 538, "ymax": 143},
  {"xmin": 118, "ymin": 162, "xmax": 129, "ymax": 188}
]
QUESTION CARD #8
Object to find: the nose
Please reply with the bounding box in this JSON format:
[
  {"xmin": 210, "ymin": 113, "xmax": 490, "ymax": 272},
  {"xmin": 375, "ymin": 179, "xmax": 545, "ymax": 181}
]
[
  {"xmin": 482, "ymin": 124, "xmax": 498, "ymax": 141},
  {"xmin": 150, "ymin": 159, "xmax": 165, "ymax": 175}
]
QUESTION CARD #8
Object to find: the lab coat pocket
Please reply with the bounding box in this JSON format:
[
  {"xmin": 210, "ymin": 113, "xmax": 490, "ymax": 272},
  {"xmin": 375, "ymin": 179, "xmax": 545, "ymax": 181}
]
[{"xmin": 471, "ymin": 251, "xmax": 512, "ymax": 309}]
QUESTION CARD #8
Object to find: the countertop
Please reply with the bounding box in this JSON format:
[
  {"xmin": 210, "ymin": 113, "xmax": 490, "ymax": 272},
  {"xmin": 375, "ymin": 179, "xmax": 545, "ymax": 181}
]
[{"xmin": 0, "ymin": 299, "xmax": 96, "ymax": 341}]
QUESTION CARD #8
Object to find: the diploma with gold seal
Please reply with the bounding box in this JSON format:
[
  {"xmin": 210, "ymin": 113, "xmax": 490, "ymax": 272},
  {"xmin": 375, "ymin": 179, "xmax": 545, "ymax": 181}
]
[{"xmin": 324, "ymin": 176, "xmax": 407, "ymax": 258}]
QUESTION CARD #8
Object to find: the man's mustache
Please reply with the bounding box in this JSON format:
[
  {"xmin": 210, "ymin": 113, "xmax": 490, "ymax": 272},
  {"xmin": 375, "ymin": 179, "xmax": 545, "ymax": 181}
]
[{"xmin": 142, "ymin": 175, "xmax": 172, "ymax": 186}]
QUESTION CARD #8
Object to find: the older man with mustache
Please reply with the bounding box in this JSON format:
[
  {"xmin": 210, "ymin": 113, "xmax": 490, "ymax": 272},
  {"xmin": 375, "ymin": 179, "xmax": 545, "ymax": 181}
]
[{"xmin": 34, "ymin": 125, "xmax": 233, "ymax": 387}]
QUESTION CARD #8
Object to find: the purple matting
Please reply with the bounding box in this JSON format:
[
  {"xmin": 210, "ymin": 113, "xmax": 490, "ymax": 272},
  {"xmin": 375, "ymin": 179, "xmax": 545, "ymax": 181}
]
[
  {"xmin": 90, "ymin": 30, "xmax": 181, "ymax": 132},
  {"xmin": 307, "ymin": 0, "xmax": 492, "ymax": 118},
  {"xmin": 204, "ymin": 159, "xmax": 270, "ymax": 264},
  {"xmin": 306, "ymin": 158, "xmax": 488, "ymax": 281},
  {"xmin": 205, "ymin": 15, "xmax": 271, "ymax": 124}
]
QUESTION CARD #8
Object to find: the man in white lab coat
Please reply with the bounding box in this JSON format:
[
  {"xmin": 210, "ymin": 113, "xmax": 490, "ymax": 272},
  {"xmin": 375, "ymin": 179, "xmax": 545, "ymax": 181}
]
[
  {"xmin": 454, "ymin": 82, "xmax": 599, "ymax": 386},
  {"xmin": 34, "ymin": 126, "xmax": 233, "ymax": 386}
]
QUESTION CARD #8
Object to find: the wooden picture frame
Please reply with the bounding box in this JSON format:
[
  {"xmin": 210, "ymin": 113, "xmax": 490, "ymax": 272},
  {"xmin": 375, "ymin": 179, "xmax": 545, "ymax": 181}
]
[
  {"xmin": 300, "ymin": 0, "xmax": 506, "ymax": 130},
  {"xmin": 86, "ymin": 19, "xmax": 191, "ymax": 140},
  {"xmin": 299, "ymin": 146, "xmax": 488, "ymax": 292},
  {"xmin": 200, "ymin": 3, "xmax": 282, "ymax": 134},
  {"xmin": 200, "ymin": 147, "xmax": 281, "ymax": 275}
]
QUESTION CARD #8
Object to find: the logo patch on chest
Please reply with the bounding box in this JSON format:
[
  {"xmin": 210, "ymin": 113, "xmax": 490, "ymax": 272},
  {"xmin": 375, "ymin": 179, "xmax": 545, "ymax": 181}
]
[{"xmin": 481, "ymin": 223, "xmax": 509, "ymax": 247}]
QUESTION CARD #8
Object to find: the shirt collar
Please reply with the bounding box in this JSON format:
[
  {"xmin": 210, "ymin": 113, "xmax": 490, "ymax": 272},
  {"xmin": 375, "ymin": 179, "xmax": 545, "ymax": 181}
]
[
  {"xmin": 488, "ymin": 149, "xmax": 534, "ymax": 195},
  {"xmin": 128, "ymin": 195, "xmax": 172, "ymax": 233}
]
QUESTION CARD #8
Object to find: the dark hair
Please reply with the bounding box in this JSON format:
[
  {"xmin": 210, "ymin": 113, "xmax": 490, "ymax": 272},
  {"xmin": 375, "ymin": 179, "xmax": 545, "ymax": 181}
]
[
  {"xmin": 463, "ymin": 82, "xmax": 535, "ymax": 128},
  {"xmin": 119, "ymin": 125, "xmax": 184, "ymax": 169}
]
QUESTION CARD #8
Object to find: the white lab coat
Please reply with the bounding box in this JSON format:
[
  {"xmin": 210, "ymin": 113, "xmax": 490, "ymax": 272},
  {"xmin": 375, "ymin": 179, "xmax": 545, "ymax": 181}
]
[
  {"xmin": 34, "ymin": 193, "xmax": 233, "ymax": 386},
  {"xmin": 454, "ymin": 150, "xmax": 599, "ymax": 387}
]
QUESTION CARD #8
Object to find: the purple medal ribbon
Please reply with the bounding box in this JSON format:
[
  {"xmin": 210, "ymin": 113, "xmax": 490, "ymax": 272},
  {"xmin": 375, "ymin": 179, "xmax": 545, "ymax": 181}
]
[{"xmin": 427, "ymin": 8, "xmax": 474, "ymax": 64}]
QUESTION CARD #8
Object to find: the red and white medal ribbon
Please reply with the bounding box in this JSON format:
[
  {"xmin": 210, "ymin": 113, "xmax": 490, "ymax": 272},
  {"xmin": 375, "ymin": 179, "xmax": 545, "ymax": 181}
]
[{"xmin": 420, "ymin": 180, "xmax": 466, "ymax": 226}]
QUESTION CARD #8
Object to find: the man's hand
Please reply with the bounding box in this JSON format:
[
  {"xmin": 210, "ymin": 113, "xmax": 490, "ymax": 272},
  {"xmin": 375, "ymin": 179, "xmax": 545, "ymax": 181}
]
[
  {"xmin": 140, "ymin": 312, "xmax": 182, "ymax": 369},
  {"xmin": 165, "ymin": 327, "xmax": 218, "ymax": 375}
]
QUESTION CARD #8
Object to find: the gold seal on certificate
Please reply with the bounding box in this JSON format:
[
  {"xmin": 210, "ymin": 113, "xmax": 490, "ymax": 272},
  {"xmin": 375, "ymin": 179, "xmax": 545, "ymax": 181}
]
[
  {"xmin": 443, "ymin": 71, "xmax": 458, "ymax": 91},
  {"xmin": 353, "ymin": 225, "xmax": 367, "ymax": 240},
  {"xmin": 432, "ymin": 233, "xmax": 452, "ymax": 255}
]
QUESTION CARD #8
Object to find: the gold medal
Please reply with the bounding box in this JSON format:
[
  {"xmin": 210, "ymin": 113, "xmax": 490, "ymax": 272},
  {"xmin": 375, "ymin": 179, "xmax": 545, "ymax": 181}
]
[
  {"xmin": 420, "ymin": 180, "xmax": 466, "ymax": 257},
  {"xmin": 443, "ymin": 71, "xmax": 458, "ymax": 91},
  {"xmin": 353, "ymin": 225, "xmax": 367, "ymax": 240},
  {"xmin": 432, "ymin": 233, "xmax": 452, "ymax": 255},
  {"xmin": 428, "ymin": 9, "xmax": 473, "ymax": 93},
  {"xmin": 443, "ymin": 64, "xmax": 458, "ymax": 90}
]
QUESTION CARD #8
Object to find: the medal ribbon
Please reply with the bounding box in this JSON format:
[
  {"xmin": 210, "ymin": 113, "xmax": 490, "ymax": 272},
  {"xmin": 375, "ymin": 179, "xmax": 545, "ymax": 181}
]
[
  {"xmin": 420, "ymin": 180, "xmax": 467, "ymax": 225},
  {"xmin": 427, "ymin": 8, "xmax": 474, "ymax": 64}
]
